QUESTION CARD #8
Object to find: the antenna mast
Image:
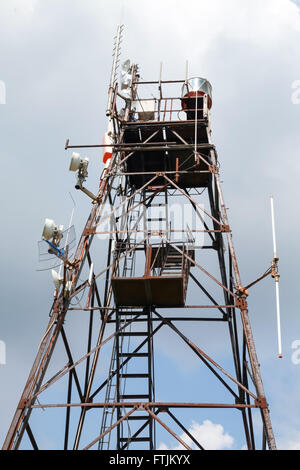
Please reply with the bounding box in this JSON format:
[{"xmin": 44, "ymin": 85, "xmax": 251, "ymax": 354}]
[
  {"xmin": 106, "ymin": 24, "xmax": 124, "ymax": 116},
  {"xmin": 270, "ymin": 195, "xmax": 282, "ymax": 358}
]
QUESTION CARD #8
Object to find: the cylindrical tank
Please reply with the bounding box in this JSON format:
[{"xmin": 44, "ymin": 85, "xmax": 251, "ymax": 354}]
[
  {"xmin": 102, "ymin": 119, "xmax": 114, "ymax": 164},
  {"xmin": 181, "ymin": 77, "xmax": 212, "ymax": 119},
  {"xmin": 103, "ymin": 132, "xmax": 113, "ymax": 164}
]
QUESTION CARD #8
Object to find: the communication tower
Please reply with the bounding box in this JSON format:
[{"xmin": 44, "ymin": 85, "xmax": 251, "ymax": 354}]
[{"xmin": 3, "ymin": 28, "xmax": 277, "ymax": 451}]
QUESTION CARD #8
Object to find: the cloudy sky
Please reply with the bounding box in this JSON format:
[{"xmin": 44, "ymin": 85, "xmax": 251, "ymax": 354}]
[{"xmin": 1, "ymin": 0, "xmax": 300, "ymax": 450}]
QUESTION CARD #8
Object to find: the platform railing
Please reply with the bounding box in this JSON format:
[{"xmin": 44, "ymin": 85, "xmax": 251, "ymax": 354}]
[{"xmin": 129, "ymin": 96, "xmax": 209, "ymax": 123}]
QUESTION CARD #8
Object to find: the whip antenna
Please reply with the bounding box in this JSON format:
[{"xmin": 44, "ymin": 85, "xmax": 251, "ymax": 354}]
[
  {"xmin": 106, "ymin": 24, "xmax": 124, "ymax": 116},
  {"xmin": 270, "ymin": 195, "xmax": 282, "ymax": 358}
]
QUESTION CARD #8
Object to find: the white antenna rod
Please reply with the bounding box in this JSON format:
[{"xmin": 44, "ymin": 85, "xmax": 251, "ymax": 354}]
[
  {"xmin": 58, "ymin": 193, "xmax": 76, "ymax": 278},
  {"xmin": 88, "ymin": 263, "xmax": 94, "ymax": 286},
  {"xmin": 194, "ymin": 84, "xmax": 198, "ymax": 161},
  {"xmin": 270, "ymin": 195, "xmax": 282, "ymax": 358},
  {"xmin": 270, "ymin": 195, "xmax": 277, "ymax": 259},
  {"xmin": 158, "ymin": 62, "xmax": 162, "ymax": 98},
  {"xmin": 275, "ymin": 278, "xmax": 282, "ymax": 358},
  {"xmin": 185, "ymin": 60, "xmax": 188, "ymax": 85}
]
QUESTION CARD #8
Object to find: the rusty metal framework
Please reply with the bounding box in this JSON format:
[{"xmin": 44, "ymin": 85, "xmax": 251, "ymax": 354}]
[{"xmin": 3, "ymin": 56, "xmax": 277, "ymax": 451}]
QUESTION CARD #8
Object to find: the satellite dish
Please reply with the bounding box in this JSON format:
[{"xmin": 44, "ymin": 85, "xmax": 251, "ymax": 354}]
[
  {"xmin": 69, "ymin": 152, "xmax": 81, "ymax": 172},
  {"xmin": 42, "ymin": 218, "xmax": 56, "ymax": 240},
  {"xmin": 121, "ymin": 60, "xmax": 132, "ymax": 91},
  {"xmin": 121, "ymin": 59, "xmax": 131, "ymax": 73},
  {"xmin": 42, "ymin": 218, "xmax": 64, "ymax": 245},
  {"xmin": 51, "ymin": 269, "xmax": 63, "ymax": 290},
  {"xmin": 69, "ymin": 152, "xmax": 89, "ymax": 188},
  {"xmin": 37, "ymin": 225, "xmax": 76, "ymax": 271}
]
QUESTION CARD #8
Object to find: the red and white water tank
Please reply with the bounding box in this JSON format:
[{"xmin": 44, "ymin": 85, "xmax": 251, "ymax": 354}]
[
  {"xmin": 102, "ymin": 119, "xmax": 114, "ymax": 165},
  {"xmin": 181, "ymin": 77, "xmax": 212, "ymax": 119}
]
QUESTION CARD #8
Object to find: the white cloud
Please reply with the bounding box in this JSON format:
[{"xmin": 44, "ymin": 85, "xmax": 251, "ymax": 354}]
[
  {"xmin": 290, "ymin": 0, "xmax": 300, "ymax": 8},
  {"xmin": 285, "ymin": 441, "xmax": 300, "ymax": 450},
  {"xmin": 279, "ymin": 434, "xmax": 300, "ymax": 450},
  {"xmin": 159, "ymin": 420, "xmax": 234, "ymax": 450}
]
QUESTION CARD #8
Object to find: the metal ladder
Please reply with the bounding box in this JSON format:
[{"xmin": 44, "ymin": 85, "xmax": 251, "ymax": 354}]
[
  {"xmin": 160, "ymin": 244, "xmax": 183, "ymax": 275},
  {"xmin": 98, "ymin": 337, "xmax": 118, "ymax": 450},
  {"xmin": 122, "ymin": 208, "xmax": 140, "ymax": 277},
  {"xmin": 144, "ymin": 187, "xmax": 169, "ymax": 241},
  {"xmin": 116, "ymin": 307, "xmax": 155, "ymax": 450},
  {"xmin": 98, "ymin": 308, "xmax": 135, "ymax": 450},
  {"xmin": 98, "ymin": 205, "xmax": 140, "ymax": 449}
]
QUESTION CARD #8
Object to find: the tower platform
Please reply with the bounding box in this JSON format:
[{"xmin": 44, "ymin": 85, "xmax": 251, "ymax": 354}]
[{"xmin": 121, "ymin": 118, "xmax": 213, "ymax": 189}]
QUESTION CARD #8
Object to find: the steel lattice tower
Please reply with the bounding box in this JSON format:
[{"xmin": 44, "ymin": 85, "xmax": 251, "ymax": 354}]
[{"xmin": 3, "ymin": 33, "xmax": 276, "ymax": 451}]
